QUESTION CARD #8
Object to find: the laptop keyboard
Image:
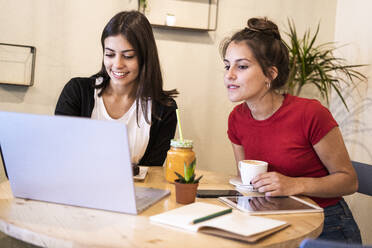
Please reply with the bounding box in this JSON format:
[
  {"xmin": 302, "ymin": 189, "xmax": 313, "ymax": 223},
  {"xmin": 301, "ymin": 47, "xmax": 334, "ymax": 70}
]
[
  {"xmin": 135, "ymin": 187, "xmax": 154, "ymax": 205},
  {"xmin": 134, "ymin": 187, "xmax": 170, "ymax": 213}
]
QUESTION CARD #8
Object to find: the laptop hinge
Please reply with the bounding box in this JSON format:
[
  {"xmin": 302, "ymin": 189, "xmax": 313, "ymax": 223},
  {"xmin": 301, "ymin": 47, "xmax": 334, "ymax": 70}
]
[{"xmin": 0, "ymin": 144, "xmax": 8, "ymax": 179}]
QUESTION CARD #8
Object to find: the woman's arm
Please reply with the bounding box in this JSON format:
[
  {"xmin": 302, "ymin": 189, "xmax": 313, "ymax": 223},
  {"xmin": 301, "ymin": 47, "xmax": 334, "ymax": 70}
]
[
  {"xmin": 55, "ymin": 78, "xmax": 94, "ymax": 117},
  {"xmin": 302, "ymin": 126, "xmax": 358, "ymax": 196},
  {"xmin": 252, "ymin": 127, "xmax": 358, "ymax": 197},
  {"xmin": 55, "ymin": 79, "xmax": 82, "ymax": 116}
]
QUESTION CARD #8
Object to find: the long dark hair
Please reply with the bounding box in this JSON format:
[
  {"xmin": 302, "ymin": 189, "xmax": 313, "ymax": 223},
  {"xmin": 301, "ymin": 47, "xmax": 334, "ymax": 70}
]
[
  {"xmin": 221, "ymin": 17, "xmax": 289, "ymax": 90},
  {"xmin": 93, "ymin": 11, "xmax": 178, "ymax": 123}
]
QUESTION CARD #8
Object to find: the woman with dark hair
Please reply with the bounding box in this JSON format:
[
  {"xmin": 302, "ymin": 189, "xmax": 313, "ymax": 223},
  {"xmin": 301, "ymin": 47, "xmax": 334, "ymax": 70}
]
[
  {"xmin": 222, "ymin": 17, "xmax": 361, "ymax": 243},
  {"xmin": 55, "ymin": 11, "xmax": 178, "ymax": 167}
]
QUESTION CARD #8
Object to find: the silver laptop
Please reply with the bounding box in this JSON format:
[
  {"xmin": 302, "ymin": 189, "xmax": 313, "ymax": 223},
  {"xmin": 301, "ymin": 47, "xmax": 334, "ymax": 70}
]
[{"xmin": 0, "ymin": 111, "xmax": 169, "ymax": 215}]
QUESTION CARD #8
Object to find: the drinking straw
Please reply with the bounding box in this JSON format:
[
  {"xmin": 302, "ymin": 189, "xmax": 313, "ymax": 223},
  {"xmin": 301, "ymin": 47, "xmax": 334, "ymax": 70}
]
[{"xmin": 176, "ymin": 109, "xmax": 183, "ymax": 141}]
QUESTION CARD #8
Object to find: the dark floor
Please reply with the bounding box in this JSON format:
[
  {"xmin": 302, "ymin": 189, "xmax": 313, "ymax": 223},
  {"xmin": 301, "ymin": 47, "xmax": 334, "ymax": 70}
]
[{"xmin": 0, "ymin": 232, "xmax": 40, "ymax": 248}]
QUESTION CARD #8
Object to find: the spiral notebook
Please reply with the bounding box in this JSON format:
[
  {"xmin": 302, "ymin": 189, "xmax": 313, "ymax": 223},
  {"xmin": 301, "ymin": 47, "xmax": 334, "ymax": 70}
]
[{"xmin": 150, "ymin": 202, "xmax": 289, "ymax": 242}]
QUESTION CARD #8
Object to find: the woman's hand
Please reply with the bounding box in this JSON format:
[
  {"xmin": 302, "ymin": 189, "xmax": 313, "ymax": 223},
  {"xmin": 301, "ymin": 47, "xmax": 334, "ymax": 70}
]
[{"xmin": 251, "ymin": 172, "xmax": 302, "ymax": 196}]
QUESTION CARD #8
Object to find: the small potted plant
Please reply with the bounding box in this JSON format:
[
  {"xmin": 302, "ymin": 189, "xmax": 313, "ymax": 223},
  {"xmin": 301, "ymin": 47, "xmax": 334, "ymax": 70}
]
[{"xmin": 174, "ymin": 159, "xmax": 203, "ymax": 204}]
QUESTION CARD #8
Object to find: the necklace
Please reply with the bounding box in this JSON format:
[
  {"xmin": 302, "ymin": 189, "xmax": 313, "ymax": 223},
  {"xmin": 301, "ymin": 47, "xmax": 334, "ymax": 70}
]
[{"xmin": 250, "ymin": 94, "xmax": 284, "ymax": 120}]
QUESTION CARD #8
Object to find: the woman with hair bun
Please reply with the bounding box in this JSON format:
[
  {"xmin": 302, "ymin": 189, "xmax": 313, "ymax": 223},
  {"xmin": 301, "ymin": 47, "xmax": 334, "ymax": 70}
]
[
  {"xmin": 55, "ymin": 11, "xmax": 178, "ymax": 168},
  {"xmin": 222, "ymin": 17, "xmax": 361, "ymax": 243}
]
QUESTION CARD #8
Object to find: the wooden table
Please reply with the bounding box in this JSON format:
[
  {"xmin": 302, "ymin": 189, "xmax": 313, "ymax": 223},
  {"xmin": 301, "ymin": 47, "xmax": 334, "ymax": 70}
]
[{"xmin": 0, "ymin": 167, "xmax": 323, "ymax": 247}]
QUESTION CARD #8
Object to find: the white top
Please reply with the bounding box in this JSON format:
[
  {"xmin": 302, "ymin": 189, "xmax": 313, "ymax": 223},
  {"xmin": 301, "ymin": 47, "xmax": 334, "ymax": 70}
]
[{"xmin": 91, "ymin": 88, "xmax": 151, "ymax": 164}]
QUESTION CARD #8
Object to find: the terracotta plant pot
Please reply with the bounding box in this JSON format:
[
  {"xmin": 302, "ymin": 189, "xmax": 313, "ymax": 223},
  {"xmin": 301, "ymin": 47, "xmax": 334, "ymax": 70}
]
[{"xmin": 174, "ymin": 181, "xmax": 199, "ymax": 204}]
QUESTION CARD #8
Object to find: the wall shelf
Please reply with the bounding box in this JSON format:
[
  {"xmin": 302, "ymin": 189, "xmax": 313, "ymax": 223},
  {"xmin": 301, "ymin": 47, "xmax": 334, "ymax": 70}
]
[
  {"xmin": 140, "ymin": 0, "xmax": 218, "ymax": 31},
  {"xmin": 0, "ymin": 43, "xmax": 36, "ymax": 86}
]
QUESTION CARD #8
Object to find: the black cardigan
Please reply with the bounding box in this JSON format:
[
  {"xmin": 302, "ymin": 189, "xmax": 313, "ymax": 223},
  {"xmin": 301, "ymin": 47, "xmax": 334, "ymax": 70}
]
[{"xmin": 55, "ymin": 77, "xmax": 177, "ymax": 166}]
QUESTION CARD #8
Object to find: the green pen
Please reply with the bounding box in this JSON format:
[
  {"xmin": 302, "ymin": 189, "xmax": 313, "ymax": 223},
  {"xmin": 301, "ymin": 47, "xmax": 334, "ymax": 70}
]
[{"xmin": 191, "ymin": 208, "xmax": 233, "ymax": 224}]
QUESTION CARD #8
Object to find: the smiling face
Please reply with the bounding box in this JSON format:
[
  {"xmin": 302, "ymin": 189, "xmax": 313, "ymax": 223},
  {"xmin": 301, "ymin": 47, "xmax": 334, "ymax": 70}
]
[
  {"xmin": 223, "ymin": 41, "xmax": 272, "ymax": 103},
  {"xmin": 103, "ymin": 34, "xmax": 139, "ymax": 90}
]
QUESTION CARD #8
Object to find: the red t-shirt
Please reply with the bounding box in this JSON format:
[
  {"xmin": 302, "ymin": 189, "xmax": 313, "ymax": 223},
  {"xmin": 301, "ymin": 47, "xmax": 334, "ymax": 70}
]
[{"xmin": 227, "ymin": 94, "xmax": 340, "ymax": 208}]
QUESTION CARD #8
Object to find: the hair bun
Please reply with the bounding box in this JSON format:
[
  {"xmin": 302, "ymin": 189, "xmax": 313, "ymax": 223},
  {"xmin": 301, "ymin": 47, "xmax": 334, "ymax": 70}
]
[{"xmin": 247, "ymin": 17, "xmax": 281, "ymax": 40}]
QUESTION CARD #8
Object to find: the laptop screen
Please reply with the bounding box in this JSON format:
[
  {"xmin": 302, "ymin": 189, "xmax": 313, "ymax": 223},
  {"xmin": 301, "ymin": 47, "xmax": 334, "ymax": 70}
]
[{"xmin": 0, "ymin": 111, "xmax": 140, "ymax": 214}]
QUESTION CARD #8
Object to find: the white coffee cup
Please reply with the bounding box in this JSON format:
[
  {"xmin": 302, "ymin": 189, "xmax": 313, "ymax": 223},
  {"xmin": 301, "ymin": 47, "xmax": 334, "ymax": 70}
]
[{"xmin": 238, "ymin": 160, "xmax": 268, "ymax": 185}]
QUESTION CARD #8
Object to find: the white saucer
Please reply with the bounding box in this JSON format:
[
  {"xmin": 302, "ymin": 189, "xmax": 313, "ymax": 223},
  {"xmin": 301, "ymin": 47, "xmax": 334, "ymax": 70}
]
[
  {"xmin": 235, "ymin": 185, "xmax": 257, "ymax": 193},
  {"xmin": 229, "ymin": 177, "xmax": 251, "ymax": 187},
  {"xmin": 229, "ymin": 177, "xmax": 256, "ymax": 192}
]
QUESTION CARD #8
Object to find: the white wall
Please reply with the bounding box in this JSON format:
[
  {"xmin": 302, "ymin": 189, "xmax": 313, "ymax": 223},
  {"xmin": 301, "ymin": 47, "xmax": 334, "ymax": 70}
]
[
  {"xmin": 0, "ymin": 0, "xmax": 137, "ymax": 114},
  {"xmin": 331, "ymin": 0, "xmax": 372, "ymax": 244}
]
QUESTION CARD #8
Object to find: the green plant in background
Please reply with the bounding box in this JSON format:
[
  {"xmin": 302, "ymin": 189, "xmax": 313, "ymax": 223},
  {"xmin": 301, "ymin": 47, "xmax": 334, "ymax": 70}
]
[
  {"xmin": 138, "ymin": 0, "xmax": 148, "ymax": 13},
  {"xmin": 284, "ymin": 19, "xmax": 367, "ymax": 110},
  {"xmin": 175, "ymin": 159, "xmax": 203, "ymax": 184}
]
